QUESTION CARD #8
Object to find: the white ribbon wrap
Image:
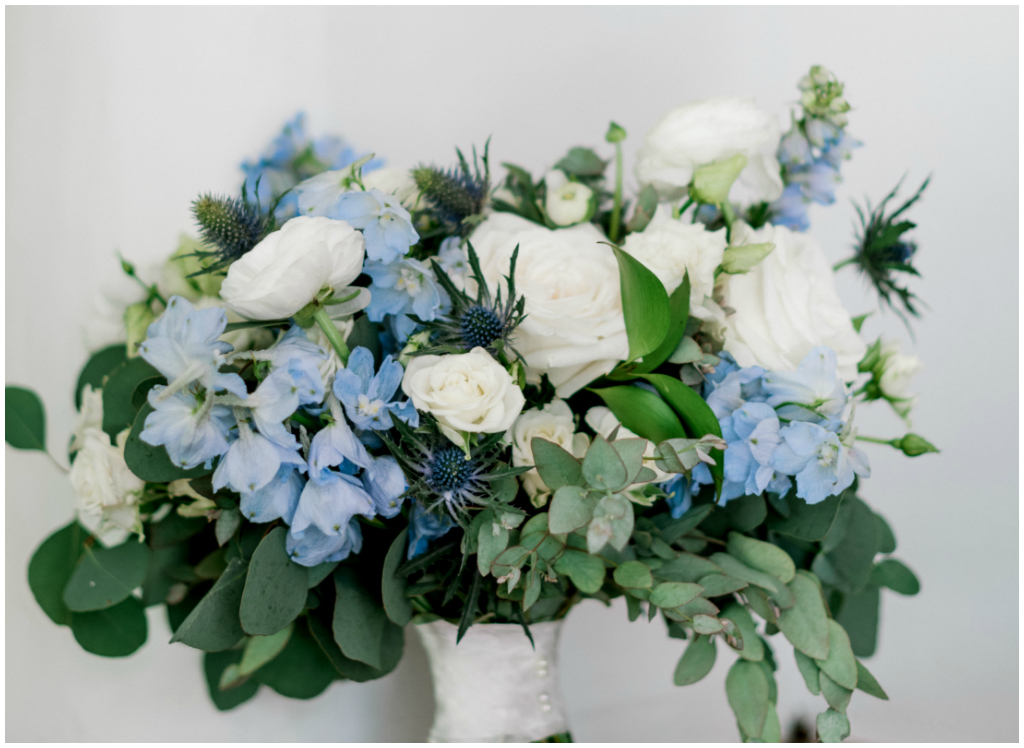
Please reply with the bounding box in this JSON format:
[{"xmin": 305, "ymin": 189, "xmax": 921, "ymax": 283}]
[{"xmin": 415, "ymin": 619, "xmax": 569, "ymax": 743}]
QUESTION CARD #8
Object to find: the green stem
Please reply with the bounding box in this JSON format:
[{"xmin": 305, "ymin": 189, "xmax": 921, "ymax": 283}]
[
  {"xmin": 609, "ymin": 141, "xmax": 624, "ymax": 243},
  {"xmin": 833, "ymin": 257, "xmax": 858, "ymax": 272},
  {"xmin": 720, "ymin": 201, "xmax": 736, "ymax": 243},
  {"xmin": 313, "ymin": 307, "xmax": 350, "ymax": 366},
  {"xmin": 675, "ymin": 197, "xmax": 694, "ymax": 220},
  {"xmin": 855, "ymin": 435, "xmax": 896, "ymax": 446}
]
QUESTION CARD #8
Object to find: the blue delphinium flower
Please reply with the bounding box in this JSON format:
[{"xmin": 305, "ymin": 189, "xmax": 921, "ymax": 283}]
[
  {"xmin": 333, "ymin": 347, "xmax": 419, "ymax": 431},
  {"xmin": 139, "ymin": 296, "xmax": 247, "ymax": 398},
  {"xmin": 290, "ymin": 470, "xmax": 375, "ymax": 538},
  {"xmin": 660, "ymin": 474, "xmax": 695, "ymax": 519},
  {"xmin": 721, "ymin": 402, "xmax": 783, "ymax": 501},
  {"xmin": 364, "ymin": 257, "xmax": 448, "ymax": 343},
  {"xmin": 308, "ymin": 395, "xmax": 373, "ymax": 481},
  {"xmin": 788, "ymin": 161, "xmax": 842, "ymax": 206},
  {"xmin": 772, "ymin": 421, "xmax": 856, "ymax": 504},
  {"xmin": 407, "ymin": 501, "xmax": 455, "ymax": 559},
  {"xmin": 330, "ymin": 188, "xmax": 419, "ymax": 264},
  {"xmin": 767, "ymin": 184, "xmax": 810, "ymax": 232},
  {"xmin": 287, "ymin": 519, "xmax": 363, "ymax": 567},
  {"xmin": 141, "ymin": 388, "xmax": 235, "ymax": 469},
  {"xmin": 240, "ymin": 467, "xmax": 305, "ymax": 524},
  {"xmin": 762, "ymin": 346, "xmax": 847, "ymax": 426},
  {"xmin": 362, "ymin": 455, "xmax": 408, "ymax": 519},
  {"xmin": 244, "ymin": 366, "xmax": 306, "ymax": 448},
  {"xmin": 258, "ymin": 325, "xmax": 328, "ymax": 406},
  {"xmin": 436, "ymin": 237, "xmax": 470, "ymax": 283},
  {"xmin": 705, "ymin": 361, "xmax": 767, "ymax": 420},
  {"xmin": 212, "ymin": 417, "xmax": 307, "ymax": 496}
]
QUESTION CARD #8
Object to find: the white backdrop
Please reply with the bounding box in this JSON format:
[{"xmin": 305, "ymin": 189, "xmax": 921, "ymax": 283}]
[{"xmin": 6, "ymin": 6, "xmax": 1018, "ymax": 742}]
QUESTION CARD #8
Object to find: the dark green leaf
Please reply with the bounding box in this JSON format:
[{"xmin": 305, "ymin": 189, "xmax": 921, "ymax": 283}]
[
  {"xmin": 71, "ymin": 596, "xmax": 148, "ymax": 657},
  {"xmin": 655, "ymin": 552, "xmax": 722, "ymax": 583},
  {"xmin": 726, "ymin": 494, "xmax": 767, "ymax": 532},
  {"xmin": 204, "ymin": 650, "xmax": 260, "ymax": 710},
  {"xmin": 633, "ymin": 272, "xmax": 691, "ymax": 374},
  {"xmin": 609, "ymin": 244, "xmax": 671, "ymax": 362},
  {"xmin": 253, "ymin": 617, "xmax": 337, "ymax": 699},
  {"xmin": 855, "ymin": 659, "xmax": 889, "ymax": 700},
  {"xmin": 63, "ymin": 541, "xmax": 151, "ymax": 612},
  {"xmin": 626, "ymin": 184, "xmax": 660, "ymax": 234},
  {"xmin": 767, "ymin": 492, "xmax": 843, "ymax": 541},
  {"xmin": 308, "ymin": 561, "xmax": 339, "ymax": 588},
  {"xmin": 170, "ymin": 558, "xmax": 248, "ymax": 651},
  {"xmin": 215, "ymin": 508, "xmax": 242, "ymax": 547},
  {"xmin": 874, "ymin": 513, "xmax": 897, "ymax": 553},
  {"xmin": 835, "ymin": 583, "xmax": 880, "ymax": 658},
  {"xmin": 591, "ymin": 386, "xmax": 685, "ymax": 447},
  {"xmin": 101, "ymin": 357, "xmax": 159, "ymax": 438},
  {"xmin": 28, "ymin": 521, "xmax": 87, "ymax": 625},
  {"xmin": 6, "ymin": 386, "xmax": 46, "ymax": 450},
  {"xmin": 709, "ymin": 553, "xmax": 785, "ymax": 597},
  {"xmin": 240, "ymin": 527, "xmax": 308, "ymax": 635},
  {"xmin": 141, "ymin": 543, "xmax": 188, "ymax": 606},
  {"xmin": 553, "ymin": 549, "xmax": 606, "ymax": 594},
  {"xmin": 661, "ymin": 505, "xmax": 714, "ymax": 545},
  {"xmin": 674, "ymin": 634, "xmax": 716, "ymax": 686},
  {"xmin": 777, "ymin": 573, "xmax": 830, "ymax": 660},
  {"xmin": 75, "ymin": 344, "xmax": 127, "ymax": 409},
  {"xmin": 871, "ymin": 558, "xmax": 920, "ymax": 595},
  {"xmin": 726, "ymin": 659, "xmax": 770, "ymax": 739},
  {"xmin": 149, "ymin": 509, "xmax": 207, "ymax": 547},
  {"xmin": 555, "ymin": 147, "xmax": 607, "ymax": 177},
  {"xmin": 309, "ymin": 611, "xmax": 401, "ymax": 682},
  {"xmin": 124, "ymin": 403, "xmax": 213, "ymax": 482},
  {"xmin": 332, "ymin": 567, "xmax": 397, "ymax": 669},
  {"xmin": 825, "ymin": 497, "xmax": 878, "ymax": 592},
  {"xmin": 382, "ymin": 529, "xmax": 413, "ymax": 626}
]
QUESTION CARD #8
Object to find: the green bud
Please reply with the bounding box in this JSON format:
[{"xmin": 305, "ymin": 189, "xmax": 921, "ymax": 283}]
[
  {"xmin": 120, "ymin": 257, "xmax": 137, "ymax": 276},
  {"xmin": 689, "ymin": 154, "xmax": 747, "ymax": 205},
  {"xmin": 605, "ymin": 121, "xmax": 627, "ymax": 144},
  {"xmin": 397, "ymin": 330, "xmax": 432, "ymax": 367},
  {"xmin": 293, "ymin": 301, "xmax": 318, "ymax": 329},
  {"xmin": 857, "ymin": 338, "xmax": 883, "ymax": 374},
  {"xmin": 720, "ymin": 242, "xmax": 775, "ymax": 274},
  {"xmin": 124, "ymin": 302, "xmax": 155, "ymax": 358},
  {"xmin": 893, "ymin": 433, "xmax": 939, "ymax": 457}
]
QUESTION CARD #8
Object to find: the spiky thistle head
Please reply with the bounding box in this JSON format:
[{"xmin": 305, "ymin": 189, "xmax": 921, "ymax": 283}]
[
  {"xmin": 409, "ymin": 242, "xmax": 526, "ymax": 360},
  {"xmin": 189, "ymin": 193, "xmax": 269, "ymax": 275},
  {"xmin": 413, "ymin": 141, "xmax": 491, "ymax": 233},
  {"xmin": 842, "ymin": 177, "xmax": 930, "ymax": 324}
]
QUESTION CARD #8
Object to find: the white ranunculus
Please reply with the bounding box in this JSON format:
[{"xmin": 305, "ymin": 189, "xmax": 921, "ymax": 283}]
[
  {"xmin": 544, "ymin": 170, "xmax": 593, "ymax": 226},
  {"xmin": 70, "ymin": 385, "xmax": 104, "ymax": 454},
  {"xmin": 220, "ymin": 216, "xmax": 365, "ymax": 320},
  {"xmin": 720, "ymin": 223, "xmax": 866, "ymax": 381},
  {"xmin": 621, "ymin": 205, "xmax": 727, "ymax": 317},
  {"xmin": 507, "ymin": 399, "xmax": 588, "ymax": 506},
  {"xmin": 878, "ymin": 340, "xmax": 922, "ymax": 421},
  {"xmin": 402, "ymin": 347, "xmax": 526, "ymax": 444},
  {"xmin": 469, "ymin": 213, "xmax": 628, "ymax": 397},
  {"xmin": 584, "ymin": 406, "xmax": 669, "ymax": 483},
  {"xmin": 635, "ymin": 98, "xmax": 784, "ymax": 206},
  {"xmin": 70, "ymin": 428, "xmax": 145, "ymax": 544}
]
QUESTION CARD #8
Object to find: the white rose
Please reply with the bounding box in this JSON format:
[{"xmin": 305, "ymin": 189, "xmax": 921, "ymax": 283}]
[
  {"xmin": 878, "ymin": 340, "xmax": 921, "ymax": 422},
  {"xmin": 635, "ymin": 97, "xmax": 783, "ymax": 205},
  {"xmin": 507, "ymin": 399, "xmax": 588, "ymax": 506},
  {"xmin": 584, "ymin": 406, "xmax": 669, "ymax": 483},
  {"xmin": 544, "ymin": 170, "xmax": 593, "ymax": 226},
  {"xmin": 720, "ymin": 223, "xmax": 866, "ymax": 380},
  {"xmin": 220, "ymin": 216, "xmax": 365, "ymax": 320},
  {"xmin": 470, "ymin": 213, "xmax": 628, "ymax": 397},
  {"xmin": 70, "ymin": 385, "xmax": 104, "ymax": 454},
  {"xmin": 402, "ymin": 347, "xmax": 525, "ymax": 444},
  {"xmin": 621, "ymin": 205, "xmax": 727, "ymax": 317},
  {"xmin": 69, "ymin": 428, "xmax": 145, "ymax": 544}
]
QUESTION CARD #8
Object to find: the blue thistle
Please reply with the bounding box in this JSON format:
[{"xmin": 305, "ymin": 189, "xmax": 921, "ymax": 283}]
[{"xmin": 189, "ymin": 193, "xmax": 269, "ymax": 275}]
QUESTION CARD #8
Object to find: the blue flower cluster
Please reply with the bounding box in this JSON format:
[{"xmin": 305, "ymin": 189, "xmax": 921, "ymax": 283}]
[
  {"xmin": 138, "ymin": 296, "xmax": 417, "ymax": 566},
  {"xmin": 660, "ymin": 347, "xmax": 870, "ymax": 516},
  {"xmin": 242, "ymin": 113, "xmax": 379, "ymax": 222},
  {"xmin": 770, "ymin": 120, "xmax": 861, "ymax": 232}
]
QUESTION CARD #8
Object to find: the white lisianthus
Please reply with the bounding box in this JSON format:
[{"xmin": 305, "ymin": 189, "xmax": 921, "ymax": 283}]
[
  {"xmin": 69, "ymin": 428, "xmax": 145, "ymax": 545},
  {"xmin": 402, "ymin": 347, "xmax": 526, "ymax": 445},
  {"xmin": 70, "ymin": 385, "xmax": 104, "ymax": 454},
  {"xmin": 220, "ymin": 216, "xmax": 365, "ymax": 320},
  {"xmin": 720, "ymin": 223, "xmax": 866, "ymax": 381},
  {"xmin": 297, "ymin": 167, "xmax": 420, "ymax": 215},
  {"xmin": 507, "ymin": 399, "xmax": 589, "ymax": 506},
  {"xmin": 878, "ymin": 340, "xmax": 922, "ymax": 421},
  {"xmin": 544, "ymin": 170, "xmax": 593, "ymax": 226},
  {"xmin": 469, "ymin": 213, "xmax": 628, "ymax": 397},
  {"xmin": 635, "ymin": 98, "xmax": 783, "ymax": 205},
  {"xmin": 621, "ymin": 205, "xmax": 727, "ymax": 317},
  {"xmin": 584, "ymin": 406, "xmax": 669, "ymax": 483}
]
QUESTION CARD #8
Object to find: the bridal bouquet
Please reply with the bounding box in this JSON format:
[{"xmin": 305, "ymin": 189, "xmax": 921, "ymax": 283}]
[{"xmin": 10, "ymin": 66, "xmax": 936, "ymax": 742}]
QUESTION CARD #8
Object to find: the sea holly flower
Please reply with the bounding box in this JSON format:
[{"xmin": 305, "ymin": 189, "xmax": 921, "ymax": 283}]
[
  {"xmin": 763, "ymin": 346, "xmax": 847, "ymax": 424},
  {"xmin": 141, "ymin": 387, "xmax": 235, "ymax": 470},
  {"xmin": 239, "ymin": 466, "xmax": 305, "ymax": 524},
  {"xmin": 330, "ymin": 188, "xmax": 420, "ymax": 264},
  {"xmin": 364, "ymin": 257, "xmax": 448, "ymax": 343},
  {"xmin": 308, "ymin": 395, "xmax": 373, "ymax": 482},
  {"xmin": 287, "ymin": 519, "xmax": 363, "ymax": 567},
  {"xmin": 212, "ymin": 416, "xmax": 307, "ymax": 496},
  {"xmin": 771, "ymin": 421, "xmax": 857, "ymax": 504},
  {"xmin": 407, "ymin": 501, "xmax": 455, "ymax": 559},
  {"xmin": 290, "ymin": 470, "xmax": 375, "ymax": 538},
  {"xmin": 333, "ymin": 346, "xmax": 418, "ymax": 431},
  {"xmin": 139, "ymin": 296, "xmax": 247, "ymax": 399},
  {"xmin": 362, "ymin": 455, "xmax": 409, "ymax": 519}
]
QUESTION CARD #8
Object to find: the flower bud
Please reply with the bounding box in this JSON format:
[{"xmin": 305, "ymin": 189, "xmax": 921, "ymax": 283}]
[
  {"xmin": 720, "ymin": 242, "xmax": 775, "ymax": 275},
  {"xmin": 544, "ymin": 170, "xmax": 594, "ymax": 227},
  {"xmin": 689, "ymin": 154, "xmax": 748, "ymax": 205},
  {"xmin": 124, "ymin": 302, "xmax": 155, "ymax": 358},
  {"xmin": 605, "ymin": 121, "xmax": 627, "ymax": 144},
  {"xmin": 893, "ymin": 433, "xmax": 939, "ymax": 457}
]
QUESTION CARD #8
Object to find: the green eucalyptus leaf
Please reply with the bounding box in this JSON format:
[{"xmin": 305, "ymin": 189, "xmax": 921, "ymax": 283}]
[
  {"xmin": 871, "ymin": 558, "xmax": 920, "ymax": 595},
  {"xmin": 531, "ymin": 437, "xmax": 584, "ymax": 491},
  {"xmin": 215, "ymin": 509, "xmax": 242, "ymax": 547},
  {"xmin": 587, "ymin": 494, "xmax": 634, "ymax": 553},
  {"xmin": 660, "ymin": 505, "xmax": 714, "ymax": 545},
  {"xmin": 656, "ymin": 552, "xmax": 723, "ymax": 583},
  {"xmin": 240, "ymin": 527, "xmax": 308, "ymax": 636},
  {"xmin": 71, "ymin": 596, "xmax": 148, "ymax": 657},
  {"xmin": 721, "ymin": 602, "xmax": 764, "ymax": 662},
  {"xmin": 555, "ymin": 147, "xmax": 607, "ymax": 177},
  {"xmin": 816, "ymin": 708, "xmax": 851, "ymax": 743},
  {"xmin": 666, "ymin": 335, "xmax": 703, "ymax": 365},
  {"xmin": 170, "ymin": 558, "xmax": 248, "ymax": 651},
  {"xmin": 650, "ymin": 581, "xmax": 703, "ymax": 609},
  {"xmin": 204, "ymin": 650, "xmax": 260, "ymax": 710},
  {"xmin": 697, "ymin": 573, "xmax": 748, "ymax": 597},
  {"xmin": 592, "ymin": 386, "xmax": 685, "ymax": 446},
  {"xmin": 626, "ymin": 184, "xmax": 659, "ymax": 234},
  {"xmin": 308, "ymin": 561, "xmax": 339, "ymax": 588},
  {"xmin": 824, "ymin": 497, "xmax": 877, "ymax": 592},
  {"xmin": 726, "ymin": 494, "xmax": 767, "ymax": 532},
  {"xmin": 726, "ymin": 659, "xmax": 770, "ymax": 739},
  {"xmin": 124, "ymin": 403, "xmax": 213, "ymax": 482},
  {"xmin": 855, "ymin": 659, "xmax": 889, "ymax": 700},
  {"xmin": 815, "ymin": 619, "xmax": 858, "ymax": 690},
  {"xmin": 794, "ymin": 648, "xmax": 821, "ymax": 695},
  {"xmin": 28, "ymin": 521, "xmax": 87, "ymax": 625},
  {"xmin": 674, "ymin": 634, "xmax": 717, "ymax": 686},
  {"xmin": 234, "ymin": 624, "xmax": 293, "ymax": 680},
  {"xmin": 548, "ymin": 485, "xmax": 597, "ymax": 534},
  {"xmin": 766, "ymin": 492, "xmax": 843, "ymax": 542},
  {"xmin": 63, "ymin": 541, "xmax": 151, "ymax": 612},
  {"xmin": 309, "ymin": 612, "xmax": 401, "ymax": 682},
  {"xmin": 101, "ymin": 357, "xmax": 159, "ymax": 438},
  {"xmin": 609, "ymin": 243, "xmax": 671, "ymax": 362},
  {"xmin": 477, "ymin": 514, "xmax": 510, "ymax": 577},
  {"xmin": 692, "ymin": 614, "xmax": 724, "ymax": 635},
  {"xmin": 709, "ymin": 553, "xmax": 784, "ymax": 596},
  {"xmin": 874, "ymin": 513, "xmax": 897, "ymax": 554},
  {"xmin": 75, "ymin": 344, "xmax": 127, "ymax": 409},
  {"xmin": 819, "ymin": 671, "xmax": 853, "ymax": 714},
  {"xmin": 382, "ymin": 529, "xmax": 413, "ymax": 625},
  {"xmin": 553, "ymin": 549, "xmax": 605, "ymax": 594},
  {"xmin": 744, "ymin": 586, "xmax": 777, "ymax": 625},
  {"xmin": 777, "ymin": 573, "xmax": 830, "ymax": 660},
  {"xmin": 762, "ymin": 702, "xmax": 782, "ymax": 743},
  {"xmin": 582, "ymin": 434, "xmax": 629, "ymax": 492},
  {"xmin": 835, "ymin": 583, "xmax": 880, "ymax": 658},
  {"xmin": 727, "ymin": 532, "xmax": 795, "ymax": 583},
  {"xmin": 141, "ymin": 544, "xmax": 188, "ymax": 607},
  {"xmin": 6, "ymin": 385, "xmax": 46, "ymax": 451},
  {"xmin": 332, "ymin": 567, "xmax": 399, "ymax": 670},
  {"xmin": 613, "ymin": 560, "xmax": 654, "ymax": 589},
  {"xmin": 253, "ymin": 618, "xmax": 337, "ymax": 699}
]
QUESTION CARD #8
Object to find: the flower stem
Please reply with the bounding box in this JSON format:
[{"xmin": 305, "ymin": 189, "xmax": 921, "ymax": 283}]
[
  {"xmin": 855, "ymin": 435, "xmax": 895, "ymax": 445},
  {"xmin": 833, "ymin": 257, "xmax": 857, "ymax": 272},
  {"xmin": 608, "ymin": 140, "xmax": 624, "ymax": 243},
  {"xmin": 674, "ymin": 197, "xmax": 695, "ymax": 220},
  {"xmin": 720, "ymin": 201, "xmax": 737, "ymax": 243},
  {"xmin": 313, "ymin": 307, "xmax": 350, "ymax": 366}
]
